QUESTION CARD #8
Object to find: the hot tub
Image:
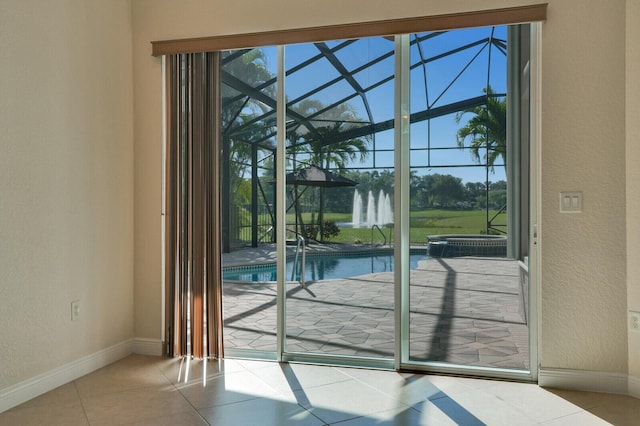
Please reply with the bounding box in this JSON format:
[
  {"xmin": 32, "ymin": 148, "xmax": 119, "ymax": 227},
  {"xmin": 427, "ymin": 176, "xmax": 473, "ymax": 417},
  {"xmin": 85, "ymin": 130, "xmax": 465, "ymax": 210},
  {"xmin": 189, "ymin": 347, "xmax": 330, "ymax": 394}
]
[{"xmin": 427, "ymin": 234, "xmax": 507, "ymax": 258}]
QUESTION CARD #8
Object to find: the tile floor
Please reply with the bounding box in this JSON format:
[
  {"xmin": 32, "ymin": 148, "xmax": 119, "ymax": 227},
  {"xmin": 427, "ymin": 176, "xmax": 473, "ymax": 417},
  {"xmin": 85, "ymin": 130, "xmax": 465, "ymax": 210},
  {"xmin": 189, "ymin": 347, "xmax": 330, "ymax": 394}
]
[
  {"xmin": 224, "ymin": 253, "xmax": 528, "ymax": 369},
  {"xmin": 2, "ymin": 354, "xmax": 639, "ymax": 425}
]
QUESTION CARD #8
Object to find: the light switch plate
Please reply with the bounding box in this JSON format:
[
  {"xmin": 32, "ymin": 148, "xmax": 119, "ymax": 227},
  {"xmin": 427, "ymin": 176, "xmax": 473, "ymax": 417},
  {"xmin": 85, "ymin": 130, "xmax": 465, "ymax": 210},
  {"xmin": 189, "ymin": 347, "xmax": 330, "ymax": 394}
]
[
  {"xmin": 560, "ymin": 191, "xmax": 583, "ymax": 213},
  {"xmin": 71, "ymin": 300, "xmax": 80, "ymax": 321},
  {"xmin": 631, "ymin": 311, "xmax": 640, "ymax": 332}
]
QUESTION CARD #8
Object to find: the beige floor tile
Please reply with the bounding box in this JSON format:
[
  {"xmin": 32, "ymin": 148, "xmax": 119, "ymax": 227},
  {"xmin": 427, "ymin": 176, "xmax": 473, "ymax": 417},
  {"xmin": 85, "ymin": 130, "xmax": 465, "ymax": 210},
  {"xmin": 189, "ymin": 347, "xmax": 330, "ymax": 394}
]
[
  {"xmin": 235, "ymin": 358, "xmax": 288, "ymax": 372},
  {"xmin": 335, "ymin": 366, "xmax": 514, "ymax": 416},
  {"xmin": 335, "ymin": 367, "xmax": 451, "ymax": 405},
  {"xmin": 0, "ymin": 400, "xmax": 88, "ymax": 426},
  {"xmin": 158, "ymin": 356, "xmax": 246, "ymax": 385},
  {"xmin": 330, "ymin": 404, "xmax": 458, "ymax": 426},
  {"xmin": 413, "ymin": 397, "xmax": 488, "ymax": 426},
  {"xmin": 290, "ymin": 379, "xmax": 409, "ymax": 424},
  {"xmin": 546, "ymin": 388, "xmax": 632, "ymax": 409},
  {"xmin": 544, "ymin": 388, "xmax": 611, "ymax": 409},
  {"xmin": 81, "ymin": 385, "xmax": 193, "ymax": 425},
  {"xmin": 539, "ymin": 410, "xmax": 612, "ymax": 425},
  {"xmin": 4, "ymin": 355, "xmax": 639, "ymax": 426},
  {"xmin": 422, "ymin": 374, "xmax": 498, "ymax": 393},
  {"xmin": 482, "ymin": 380, "xmax": 583, "ymax": 423},
  {"xmin": 74, "ymin": 355, "xmax": 172, "ymax": 398},
  {"xmin": 127, "ymin": 408, "xmax": 209, "ymax": 426},
  {"xmin": 437, "ymin": 388, "xmax": 538, "ymax": 426},
  {"xmin": 9, "ymin": 382, "xmax": 79, "ymax": 410},
  {"xmin": 545, "ymin": 388, "xmax": 640, "ymax": 425},
  {"xmin": 248, "ymin": 362, "xmax": 352, "ymax": 393},
  {"xmin": 587, "ymin": 395, "xmax": 640, "ymax": 426},
  {"xmin": 199, "ymin": 397, "xmax": 324, "ymax": 426},
  {"xmin": 176, "ymin": 369, "xmax": 282, "ymax": 409}
]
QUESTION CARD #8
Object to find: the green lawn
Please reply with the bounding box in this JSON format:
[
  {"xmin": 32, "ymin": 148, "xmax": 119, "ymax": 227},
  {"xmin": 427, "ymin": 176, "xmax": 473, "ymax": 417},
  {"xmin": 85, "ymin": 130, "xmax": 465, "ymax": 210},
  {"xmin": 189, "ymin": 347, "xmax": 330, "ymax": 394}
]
[{"xmin": 284, "ymin": 209, "xmax": 506, "ymax": 244}]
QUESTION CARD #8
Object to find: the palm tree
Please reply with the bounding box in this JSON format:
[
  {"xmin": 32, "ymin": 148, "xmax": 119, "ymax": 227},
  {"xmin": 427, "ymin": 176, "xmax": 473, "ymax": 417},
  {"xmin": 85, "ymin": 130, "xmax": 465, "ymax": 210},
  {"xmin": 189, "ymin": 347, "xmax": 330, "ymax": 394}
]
[
  {"xmin": 288, "ymin": 101, "xmax": 370, "ymax": 240},
  {"xmin": 290, "ymin": 101, "xmax": 370, "ymax": 168},
  {"xmin": 455, "ymin": 86, "xmax": 506, "ymax": 172},
  {"xmin": 303, "ymin": 124, "xmax": 369, "ymax": 170},
  {"xmin": 221, "ymin": 48, "xmax": 277, "ymax": 249},
  {"xmin": 222, "ymin": 48, "xmax": 276, "ymax": 173}
]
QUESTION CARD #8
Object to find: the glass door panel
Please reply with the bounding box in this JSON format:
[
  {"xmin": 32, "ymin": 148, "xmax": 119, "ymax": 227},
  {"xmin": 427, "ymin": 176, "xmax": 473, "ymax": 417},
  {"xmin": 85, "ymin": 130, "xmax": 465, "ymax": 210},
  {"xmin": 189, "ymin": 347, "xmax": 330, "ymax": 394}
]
[
  {"xmin": 406, "ymin": 27, "xmax": 530, "ymax": 370},
  {"xmin": 220, "ymin": 46, "xmax": 279, "ymax": 355},
  {"xmin": 283, "ymin": 37, "xmax": 398, "ymax": 359}
]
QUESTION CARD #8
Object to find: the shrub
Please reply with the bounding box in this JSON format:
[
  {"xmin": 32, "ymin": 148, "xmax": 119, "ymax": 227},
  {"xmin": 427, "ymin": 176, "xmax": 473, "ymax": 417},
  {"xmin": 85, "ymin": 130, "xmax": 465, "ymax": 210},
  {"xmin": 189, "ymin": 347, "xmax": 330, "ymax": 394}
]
[
  {"xmin": 322, "ymin": 221, "xmax": 341, "ymax": 239},
  {"xmin": 302, "ymin": 220, "xmax": 341, "ymax": 240}
]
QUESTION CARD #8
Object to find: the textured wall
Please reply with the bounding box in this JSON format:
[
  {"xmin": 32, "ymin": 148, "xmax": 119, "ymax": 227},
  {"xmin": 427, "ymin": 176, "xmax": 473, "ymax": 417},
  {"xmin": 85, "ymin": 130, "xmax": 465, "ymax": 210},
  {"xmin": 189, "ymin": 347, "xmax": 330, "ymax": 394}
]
[
  {"xmin": 627, "ymin": 0, "xmax": 640, "ymax": 379},
  {"xmin": 539, "ymin": 0, "xmax": 627, "ymax": 372},
  {"xmin": 132, "ymin": 0, "xmax": 631, "ymax": 374},
  {"xmin": 0, "ymin": 0, "xmax": 134, "ymax": 388}
]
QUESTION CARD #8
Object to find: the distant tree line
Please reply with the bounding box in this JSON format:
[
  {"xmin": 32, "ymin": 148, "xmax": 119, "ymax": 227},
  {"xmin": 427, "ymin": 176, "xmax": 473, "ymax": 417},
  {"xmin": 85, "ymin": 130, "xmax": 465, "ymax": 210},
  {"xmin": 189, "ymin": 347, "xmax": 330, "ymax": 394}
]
[{"xmin": 312, "ymin": 170, "xmax": 506, "ymax": 213}]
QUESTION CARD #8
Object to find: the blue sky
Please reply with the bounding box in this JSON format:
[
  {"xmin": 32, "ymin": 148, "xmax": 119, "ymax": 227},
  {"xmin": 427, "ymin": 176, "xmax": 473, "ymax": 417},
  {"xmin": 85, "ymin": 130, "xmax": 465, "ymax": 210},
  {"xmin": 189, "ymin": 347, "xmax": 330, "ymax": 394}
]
[{"xmin": 236, "ymin": 26, "xmax": 508, "ymax": 184}]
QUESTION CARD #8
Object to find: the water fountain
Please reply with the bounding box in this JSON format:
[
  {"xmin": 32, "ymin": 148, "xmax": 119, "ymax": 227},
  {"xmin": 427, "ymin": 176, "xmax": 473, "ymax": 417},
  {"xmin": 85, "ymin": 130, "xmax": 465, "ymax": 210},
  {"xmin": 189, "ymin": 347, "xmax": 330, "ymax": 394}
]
[
  {"xmin": 384, "ymin": 193, "xmax": 393, "ymax": 224},
  {"xmin": 351, "ymin": 190, "xmax": 363, "ymax": 228},
  {"xmin": 367, "ymin": 191, "xmax": 377, "ymax": 226},
  {"xmin": 376, "ymin": 191, "xmax": 393, "ymax": 225},
  {"xmin": 377, "ymin": 189, "xmax": 386, "ymax": 226},
  {"xmin": 351, "ymin": 189, "xmax": 394, "ymax": 227}
]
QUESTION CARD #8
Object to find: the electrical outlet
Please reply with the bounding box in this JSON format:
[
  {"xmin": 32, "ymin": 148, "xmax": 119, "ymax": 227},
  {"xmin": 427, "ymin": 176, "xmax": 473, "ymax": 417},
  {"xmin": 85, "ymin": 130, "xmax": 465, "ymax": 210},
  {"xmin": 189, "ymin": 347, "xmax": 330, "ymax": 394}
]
[
  {"xmin": 71, "ymin": 300, "xmax": 80, "ymax": 321},
  {"xmin": 630, "ymin": 311, "xmax": 640, "ymax": 332}
]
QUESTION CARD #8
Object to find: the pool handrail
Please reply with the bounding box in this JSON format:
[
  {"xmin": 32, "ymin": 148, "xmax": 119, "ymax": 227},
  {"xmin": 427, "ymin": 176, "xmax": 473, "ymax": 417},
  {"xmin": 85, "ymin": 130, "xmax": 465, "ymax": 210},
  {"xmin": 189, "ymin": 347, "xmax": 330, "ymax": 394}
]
[
  {"xmin": 371, "ymin": 224, "xmax": 387, "ymax": 246},
  {"xmin": 291, "ymin": 235, "xmax": 306, "ymax": 288}
]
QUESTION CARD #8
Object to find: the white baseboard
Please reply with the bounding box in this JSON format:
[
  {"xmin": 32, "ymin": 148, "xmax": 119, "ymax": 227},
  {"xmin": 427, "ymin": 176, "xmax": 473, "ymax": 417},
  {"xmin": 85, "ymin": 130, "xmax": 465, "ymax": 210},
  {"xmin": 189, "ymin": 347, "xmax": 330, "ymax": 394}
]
[
  {"xmin": 0, "ymin": 339, "xmax": 133, "ymax": 414},
  {"xmin": 133, "ymin": 338, "xmax": 163, "ymax": 356},
  {"xmin": 539, "ymin": 367, "xmax": 629, "ymax": 395},
  {"xmin": 629, "ymin": 375, "xmax": 640, "ymax": 399}
]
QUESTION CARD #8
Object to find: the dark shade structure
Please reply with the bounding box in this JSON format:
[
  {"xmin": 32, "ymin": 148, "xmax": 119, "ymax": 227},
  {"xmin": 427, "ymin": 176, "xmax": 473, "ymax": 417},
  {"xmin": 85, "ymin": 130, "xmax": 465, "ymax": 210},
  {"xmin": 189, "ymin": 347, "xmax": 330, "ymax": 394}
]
[{"xmin": 286, "ymin": 165, "xmax": 357, "ymax": 188}]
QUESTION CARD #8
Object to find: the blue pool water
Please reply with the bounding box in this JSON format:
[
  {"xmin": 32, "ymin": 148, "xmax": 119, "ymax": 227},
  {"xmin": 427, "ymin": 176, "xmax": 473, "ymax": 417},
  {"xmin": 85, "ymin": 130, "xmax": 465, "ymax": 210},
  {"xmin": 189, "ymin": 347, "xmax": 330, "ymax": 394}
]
[{"xmin": 223, "ymin": 252, "xmax": 425, "ymax": 282}]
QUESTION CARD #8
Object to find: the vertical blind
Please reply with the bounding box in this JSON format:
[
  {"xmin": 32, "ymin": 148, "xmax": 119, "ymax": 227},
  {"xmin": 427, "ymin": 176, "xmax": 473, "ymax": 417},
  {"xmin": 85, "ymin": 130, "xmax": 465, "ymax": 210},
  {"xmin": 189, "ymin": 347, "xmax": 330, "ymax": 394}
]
[{"xmin": 164, "ymin": 52, "xmax": 223, "ymax": 358}]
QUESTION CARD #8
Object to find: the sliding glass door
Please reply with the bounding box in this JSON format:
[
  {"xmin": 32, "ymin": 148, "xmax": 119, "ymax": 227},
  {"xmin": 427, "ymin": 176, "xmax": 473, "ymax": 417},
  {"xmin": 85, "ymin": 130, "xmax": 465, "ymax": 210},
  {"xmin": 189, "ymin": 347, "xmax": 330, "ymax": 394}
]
[{"xmin": 218, "ymin": 24, "xmax": 535, "ymax": 378}]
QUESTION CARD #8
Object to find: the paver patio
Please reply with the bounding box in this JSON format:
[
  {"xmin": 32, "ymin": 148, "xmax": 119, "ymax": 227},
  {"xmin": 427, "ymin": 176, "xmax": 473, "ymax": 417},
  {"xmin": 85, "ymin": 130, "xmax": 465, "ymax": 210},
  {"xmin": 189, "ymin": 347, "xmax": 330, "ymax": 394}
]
[{"xmin": 222, "ymin": 245, "xmax": 529, "ymax": 370}]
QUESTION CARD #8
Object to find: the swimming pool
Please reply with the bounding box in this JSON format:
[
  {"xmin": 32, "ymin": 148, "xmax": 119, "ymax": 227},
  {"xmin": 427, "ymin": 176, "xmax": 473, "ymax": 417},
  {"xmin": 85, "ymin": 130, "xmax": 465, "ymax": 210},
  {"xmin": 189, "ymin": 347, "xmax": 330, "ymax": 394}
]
[{"xmin": 223, "ymin": 252, "xmax": 426, "ymax": 282}]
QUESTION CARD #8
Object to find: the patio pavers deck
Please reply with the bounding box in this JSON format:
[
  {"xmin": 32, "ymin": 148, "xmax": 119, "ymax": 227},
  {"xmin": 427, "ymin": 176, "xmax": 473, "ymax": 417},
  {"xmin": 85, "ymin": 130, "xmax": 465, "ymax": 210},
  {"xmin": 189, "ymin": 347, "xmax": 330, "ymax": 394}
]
[{"xmin": 223, "ymin": 246, "xmax": 528, "ymax": 370}]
